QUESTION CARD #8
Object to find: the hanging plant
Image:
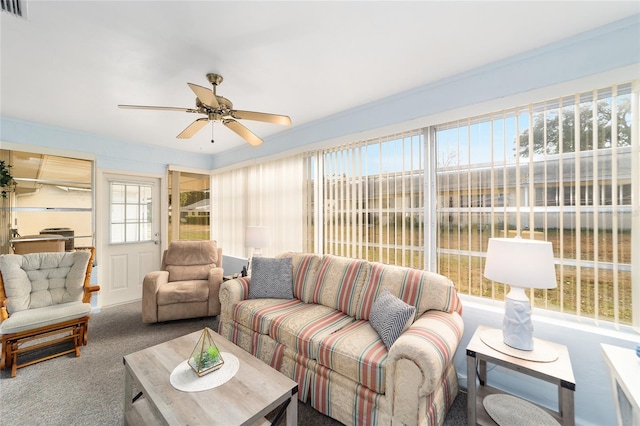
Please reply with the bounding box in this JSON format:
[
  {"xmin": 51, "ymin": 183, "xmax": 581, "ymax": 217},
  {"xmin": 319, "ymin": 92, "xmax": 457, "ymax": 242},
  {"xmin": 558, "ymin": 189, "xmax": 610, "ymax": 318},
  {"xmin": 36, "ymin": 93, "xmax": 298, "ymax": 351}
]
[{"xmin": 0, "ymin": 160, "xmax": 15, "ymax": 198}]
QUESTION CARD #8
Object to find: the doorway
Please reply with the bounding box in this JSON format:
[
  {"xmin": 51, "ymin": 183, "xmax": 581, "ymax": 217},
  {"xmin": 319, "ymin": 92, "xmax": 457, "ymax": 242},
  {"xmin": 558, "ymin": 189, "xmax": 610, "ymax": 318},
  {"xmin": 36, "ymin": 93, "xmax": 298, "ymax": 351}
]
[{"xmin": 99, "ymin": 173, "xmax": 162, "ymax": 306}]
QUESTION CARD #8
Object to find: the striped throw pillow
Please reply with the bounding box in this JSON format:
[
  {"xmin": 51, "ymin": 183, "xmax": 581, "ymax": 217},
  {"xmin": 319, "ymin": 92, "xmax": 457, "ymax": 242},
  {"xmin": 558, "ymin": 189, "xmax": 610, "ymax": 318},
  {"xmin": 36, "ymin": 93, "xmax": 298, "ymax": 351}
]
[{"xmin": 369, "ymin": 290, "xmax": 416, "ymax": 349}]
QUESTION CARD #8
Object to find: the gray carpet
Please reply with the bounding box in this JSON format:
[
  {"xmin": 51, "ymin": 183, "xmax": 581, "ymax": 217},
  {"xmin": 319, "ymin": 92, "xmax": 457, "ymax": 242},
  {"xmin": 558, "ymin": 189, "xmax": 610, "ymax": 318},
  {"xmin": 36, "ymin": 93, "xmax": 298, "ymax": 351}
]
[{"xmin": 0, "ymin": 301, "xmax": 466, "ymax": 425}]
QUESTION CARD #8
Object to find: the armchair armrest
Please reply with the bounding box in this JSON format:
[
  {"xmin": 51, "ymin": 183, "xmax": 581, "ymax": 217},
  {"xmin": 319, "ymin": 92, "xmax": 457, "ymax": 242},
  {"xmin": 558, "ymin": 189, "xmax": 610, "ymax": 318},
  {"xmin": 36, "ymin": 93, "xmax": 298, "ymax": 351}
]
[
  {"xmin": 82, "ymin": 285, "xmax": 101, "ymax": 304},
  {"xmin": 0, "ymin": 273, "xmax": 6, "ymax": 322},
  {"xmin": 142, "ymin": 270, "xmax": 169, "ymax": 323},
  {"xmin": 385, "ymin": 310, "xmax": 463, "ymax": 424},
  {"xmin": 207, "ymin": 267, "xmax": 224, "ymax": 316},
  {"xmin": 0, "ymin": 299, "xmax": 7, "ymax": 322}
]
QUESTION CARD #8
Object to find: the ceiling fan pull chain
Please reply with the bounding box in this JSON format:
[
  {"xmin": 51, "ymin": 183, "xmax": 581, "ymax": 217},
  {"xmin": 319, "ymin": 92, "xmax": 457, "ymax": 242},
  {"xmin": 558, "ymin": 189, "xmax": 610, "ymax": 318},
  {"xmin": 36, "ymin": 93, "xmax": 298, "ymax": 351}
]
[{"xmin": 211, "ymin": 121, "xmax": 215, "ymax": 144}]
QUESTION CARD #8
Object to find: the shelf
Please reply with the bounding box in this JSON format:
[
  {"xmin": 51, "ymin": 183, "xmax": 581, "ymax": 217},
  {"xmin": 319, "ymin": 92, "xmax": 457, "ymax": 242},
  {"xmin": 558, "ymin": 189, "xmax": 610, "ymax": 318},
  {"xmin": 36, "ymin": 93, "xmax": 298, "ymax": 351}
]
[{"xmin": 474, "ymin": 386, "xmax": 562, "ymax": 425}]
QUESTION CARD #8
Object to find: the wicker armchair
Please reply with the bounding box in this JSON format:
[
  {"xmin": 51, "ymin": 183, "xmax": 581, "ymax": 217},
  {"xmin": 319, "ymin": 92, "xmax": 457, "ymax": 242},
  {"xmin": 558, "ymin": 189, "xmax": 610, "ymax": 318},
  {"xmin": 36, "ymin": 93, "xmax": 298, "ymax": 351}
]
[{"xmin": 0, "ymin": 247, "xmax": 99, "ymax": 377}]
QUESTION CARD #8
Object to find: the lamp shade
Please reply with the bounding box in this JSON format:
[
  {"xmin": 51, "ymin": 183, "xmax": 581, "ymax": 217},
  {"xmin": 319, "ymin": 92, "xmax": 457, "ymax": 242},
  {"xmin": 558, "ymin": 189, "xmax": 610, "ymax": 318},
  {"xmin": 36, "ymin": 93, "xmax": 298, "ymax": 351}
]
[
  {"xmin": 484, "ymin": 237, "xmax": 557, "ymax": 289},
  {"xmin": 245, "ymin": 226, "xmax": 270, "ymax": 248}
]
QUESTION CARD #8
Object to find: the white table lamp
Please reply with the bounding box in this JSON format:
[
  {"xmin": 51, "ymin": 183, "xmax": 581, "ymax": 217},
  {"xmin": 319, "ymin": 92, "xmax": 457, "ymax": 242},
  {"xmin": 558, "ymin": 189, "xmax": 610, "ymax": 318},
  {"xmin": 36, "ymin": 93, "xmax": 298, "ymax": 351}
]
[
  {"xmin": 484, "ymin": 236, "xmax": 557, "ymax": 352},
  {"xmin": 245, "ymin": 226, "xmax": 270, "ymax": 274}
]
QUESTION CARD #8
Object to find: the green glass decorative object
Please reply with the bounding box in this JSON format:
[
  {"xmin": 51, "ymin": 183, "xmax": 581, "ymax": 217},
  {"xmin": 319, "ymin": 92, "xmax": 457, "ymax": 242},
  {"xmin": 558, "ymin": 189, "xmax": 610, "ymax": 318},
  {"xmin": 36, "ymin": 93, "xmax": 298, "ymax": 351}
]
[{"xmin": 188, "ymin": 327, "xmax": 224, "ymax": 377}]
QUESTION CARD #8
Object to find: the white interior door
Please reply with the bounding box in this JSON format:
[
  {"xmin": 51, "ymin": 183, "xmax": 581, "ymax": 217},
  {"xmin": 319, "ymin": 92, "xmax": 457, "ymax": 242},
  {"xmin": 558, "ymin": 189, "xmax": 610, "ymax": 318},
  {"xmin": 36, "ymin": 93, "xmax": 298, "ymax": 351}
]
[{"xmin": 99, "ymin": 173, "xmax": 162, "ymax": 307}]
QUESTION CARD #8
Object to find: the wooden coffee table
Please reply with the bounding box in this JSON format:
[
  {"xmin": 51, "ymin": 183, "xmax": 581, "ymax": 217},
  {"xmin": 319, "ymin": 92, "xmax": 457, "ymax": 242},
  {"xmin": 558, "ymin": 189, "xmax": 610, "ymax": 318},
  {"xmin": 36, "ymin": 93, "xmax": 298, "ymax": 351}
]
[{"xmin": 123, "ymin": 329, "xmax": 298, "ymax": 425}]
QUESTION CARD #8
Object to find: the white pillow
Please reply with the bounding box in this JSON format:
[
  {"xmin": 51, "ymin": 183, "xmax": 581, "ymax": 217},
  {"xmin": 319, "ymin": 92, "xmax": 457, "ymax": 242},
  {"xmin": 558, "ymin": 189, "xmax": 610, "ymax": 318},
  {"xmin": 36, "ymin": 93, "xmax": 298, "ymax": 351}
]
[{"xmin": 369, "ymin": 290, "xmax": 416, "ymax": 349}]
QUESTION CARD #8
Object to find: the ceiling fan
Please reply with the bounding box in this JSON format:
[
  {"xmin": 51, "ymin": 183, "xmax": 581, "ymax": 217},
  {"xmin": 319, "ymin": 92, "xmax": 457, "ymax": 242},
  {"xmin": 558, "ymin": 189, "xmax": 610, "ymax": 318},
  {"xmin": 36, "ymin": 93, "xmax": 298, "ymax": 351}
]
[{"xmin": 118, "ymin": 73, "xmax": 291, "ymax": 146}]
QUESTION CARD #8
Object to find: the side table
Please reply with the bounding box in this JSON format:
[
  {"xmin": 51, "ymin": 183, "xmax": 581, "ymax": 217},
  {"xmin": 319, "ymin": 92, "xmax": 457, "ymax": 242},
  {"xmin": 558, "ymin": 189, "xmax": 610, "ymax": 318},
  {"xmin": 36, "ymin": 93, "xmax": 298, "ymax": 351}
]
[
  {"xmin": 466, "ymin": 325, "xmax": 575, "ymax": 425},
  {"xmin": 601, "ymin": 343, "xmax": 640, "ymax": 426}
]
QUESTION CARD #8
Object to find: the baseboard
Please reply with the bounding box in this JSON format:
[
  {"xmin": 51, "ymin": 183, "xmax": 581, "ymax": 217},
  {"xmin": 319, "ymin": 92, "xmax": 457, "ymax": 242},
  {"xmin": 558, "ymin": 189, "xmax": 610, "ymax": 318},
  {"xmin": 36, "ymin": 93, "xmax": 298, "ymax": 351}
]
[{"xmin": 457, "ymin": 372, "xmax": 468, "ymax": 391}]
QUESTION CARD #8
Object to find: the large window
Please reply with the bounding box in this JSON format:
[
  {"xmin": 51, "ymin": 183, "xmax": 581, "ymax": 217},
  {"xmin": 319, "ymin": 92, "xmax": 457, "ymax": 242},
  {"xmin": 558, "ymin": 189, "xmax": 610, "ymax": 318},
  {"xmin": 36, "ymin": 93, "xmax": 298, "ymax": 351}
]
[
  {"xmin": 301, "ymin": 81, "xmax": 637, "ymax": 328},
  {"xmin": 0, "ymin": 149, "xmax": 94, "ymax": 254},
  {"xmin": 168, "ymin": 170, "xmax": 210, "ymax": 242},
  {"xmin": 435, "ymin": 83, "xmax": 634, "ymax": 325},
  {"xmin": 304, "ymin": 131, "xmax": 426, "ymax": 269}
]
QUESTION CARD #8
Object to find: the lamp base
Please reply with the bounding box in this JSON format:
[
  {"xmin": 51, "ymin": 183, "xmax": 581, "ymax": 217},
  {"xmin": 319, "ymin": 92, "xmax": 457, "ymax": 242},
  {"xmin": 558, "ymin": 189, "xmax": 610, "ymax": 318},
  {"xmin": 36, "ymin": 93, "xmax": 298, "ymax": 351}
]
[
  {"xmin": 480, "ymin": 328, "xmax": 558, "ymax": 362},
  {"xmin": 503, "ymin": 289, "xmax": 534, "ymax": 351},
  {"xmin": 480, "ymin": 286, "xmax": 558, "ymax": 362}
]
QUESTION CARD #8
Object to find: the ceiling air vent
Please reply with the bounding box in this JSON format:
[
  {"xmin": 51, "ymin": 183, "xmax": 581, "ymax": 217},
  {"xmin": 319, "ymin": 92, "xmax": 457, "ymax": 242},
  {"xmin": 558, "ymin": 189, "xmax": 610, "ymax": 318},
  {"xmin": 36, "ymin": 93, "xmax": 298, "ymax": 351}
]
[{"xmin": 1, "ymin": 0, "xmax": 26, "ymax": 18}]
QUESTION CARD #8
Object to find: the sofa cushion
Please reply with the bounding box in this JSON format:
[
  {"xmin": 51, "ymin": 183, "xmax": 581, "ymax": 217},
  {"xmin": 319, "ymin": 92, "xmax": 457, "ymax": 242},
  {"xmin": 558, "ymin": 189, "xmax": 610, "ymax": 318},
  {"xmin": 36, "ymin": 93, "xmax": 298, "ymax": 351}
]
[
  {"xmin": 268, "ymin": 304, "xmax": 354, "ymax": 359},
  {"xmin": 370, "ymin": 290, "xmax": 416, "ymax": 349},
  {"xmin": 157, "ymin": 280, "xmax": 209, "ymax": 305},
  {"xmin": 0, "ymin": 302, "xmax": 91, "ymax": 334},
  {"xmin": 355, "ymin": 262, "xmax": 460, "ymax": 320},
  {"xmin": 249, "ymin": 257, "xmax": 293, "ymax": 299},
  {"xmin": 310, "ymin": 255, "xmax": 368, "ymax": 317},
  {"xmin": 234, "ymin": 298, "xmax": 308, "ymax": 335},
  {"xmin": 0, "ymin": 251, "xmax": 90, "ymax": 313},
  {"xmin": 277, "ymin": 253, "xmax": 323, "ymax": 302},
  {"xmin": 316, "ymin": 320, "xmax": 388, "ymax": 394}
]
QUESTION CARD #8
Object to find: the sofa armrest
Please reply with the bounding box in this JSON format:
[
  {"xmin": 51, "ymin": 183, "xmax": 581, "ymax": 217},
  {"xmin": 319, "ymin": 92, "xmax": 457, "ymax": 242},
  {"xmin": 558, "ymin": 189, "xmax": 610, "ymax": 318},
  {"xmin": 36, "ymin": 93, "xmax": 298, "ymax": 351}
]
[
  {"xmin": 142, "ymin": 270, "xmax": 169, "ymax": 323},
  {"xmin": 385, "ymin": 310, "xmax": 463, "ymax": 424},
  {"xmin": 207, "ymin": 267, "xmax": 224, "ymax": 316},
  {"xmin": 219, "ymin": 277, "xmax": 251, "ymax": 323}
]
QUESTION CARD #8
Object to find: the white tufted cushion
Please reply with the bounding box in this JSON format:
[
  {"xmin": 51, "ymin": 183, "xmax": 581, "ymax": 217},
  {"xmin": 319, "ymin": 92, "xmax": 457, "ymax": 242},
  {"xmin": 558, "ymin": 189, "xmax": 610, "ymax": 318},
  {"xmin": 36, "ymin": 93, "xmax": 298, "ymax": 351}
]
[{"xmin": 0, "ymin": 251, "xmax": 90, "ymax": 313}]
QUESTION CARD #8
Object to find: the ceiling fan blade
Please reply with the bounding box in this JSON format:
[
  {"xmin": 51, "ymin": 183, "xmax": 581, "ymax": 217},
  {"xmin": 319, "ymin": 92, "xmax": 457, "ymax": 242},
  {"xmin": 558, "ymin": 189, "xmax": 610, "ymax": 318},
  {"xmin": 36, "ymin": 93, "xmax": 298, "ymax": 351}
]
[
  {"xmin": 177, "ymin": 118, "xmax": 209, "ymax": 139},
  {"xmin": 118, "ymin": 104, "xmax": 196, "ymax": 113},
  {"xmin": 187, "ymin": 83, "xmax": 219, "ymax": 109},
  {"xmin": 223, "ymin": 119, "xmax": 263, "ymax": 146},
  {"xmin": 231, "ymin": 110, "xmax": 291, "ymax": 126}
]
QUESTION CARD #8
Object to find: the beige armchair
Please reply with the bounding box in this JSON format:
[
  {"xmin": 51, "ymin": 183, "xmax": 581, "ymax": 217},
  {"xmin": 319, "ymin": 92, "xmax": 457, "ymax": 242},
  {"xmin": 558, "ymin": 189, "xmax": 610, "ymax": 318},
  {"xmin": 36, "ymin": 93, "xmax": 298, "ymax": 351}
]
[{"xmin": 142, "ymin": 240, "xmax": 223, "ymax": 323}]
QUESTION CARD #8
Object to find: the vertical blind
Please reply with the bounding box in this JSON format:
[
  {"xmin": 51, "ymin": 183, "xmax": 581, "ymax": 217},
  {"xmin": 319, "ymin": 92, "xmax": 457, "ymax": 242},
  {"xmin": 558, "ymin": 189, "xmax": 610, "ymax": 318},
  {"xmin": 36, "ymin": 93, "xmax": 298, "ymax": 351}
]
[
  {"xmin": 304, "ymin": 130, "xmax": 426, "ymax": 269},
  {"xmin": 435, "ymin": 82, "xmax": 636, "ymax": 326},
  {"xmin": 211, "ymin": 155, "xmax": 305, "ymax": 258}
]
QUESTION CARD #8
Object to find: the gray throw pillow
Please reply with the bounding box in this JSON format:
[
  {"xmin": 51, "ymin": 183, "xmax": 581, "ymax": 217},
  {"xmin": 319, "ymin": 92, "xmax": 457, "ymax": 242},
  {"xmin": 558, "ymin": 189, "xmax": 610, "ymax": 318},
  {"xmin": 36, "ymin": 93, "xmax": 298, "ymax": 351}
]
[
  {"xmin": 248, "ymin": 257, "xmax": 294, "ymax": 299},
  {"xmin": 370, "ymin": 290, "xmax": 416, "ymax": 349}
]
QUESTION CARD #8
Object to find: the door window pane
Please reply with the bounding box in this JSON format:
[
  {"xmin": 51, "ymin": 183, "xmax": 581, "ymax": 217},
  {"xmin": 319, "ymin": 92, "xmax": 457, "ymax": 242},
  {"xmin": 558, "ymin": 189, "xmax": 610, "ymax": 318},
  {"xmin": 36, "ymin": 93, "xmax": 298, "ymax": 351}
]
[{"xmin": 110, "ymin": 182, "xmax": 153, "ymax": 244}]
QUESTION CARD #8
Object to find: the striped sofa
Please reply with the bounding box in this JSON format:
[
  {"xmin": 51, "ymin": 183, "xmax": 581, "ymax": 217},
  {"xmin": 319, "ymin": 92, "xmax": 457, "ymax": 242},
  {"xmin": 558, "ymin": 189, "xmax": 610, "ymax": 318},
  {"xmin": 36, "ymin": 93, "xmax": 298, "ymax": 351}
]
[{"xmin": 218, "ymin": 253, "xmax": 463, "ymax": 426}]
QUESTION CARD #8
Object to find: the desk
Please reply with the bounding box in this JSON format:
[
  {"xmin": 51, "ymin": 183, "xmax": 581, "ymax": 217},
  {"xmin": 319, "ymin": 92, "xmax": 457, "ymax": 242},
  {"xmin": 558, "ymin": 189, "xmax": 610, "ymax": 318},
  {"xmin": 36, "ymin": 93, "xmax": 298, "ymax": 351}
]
[
  {"xmin": 601, "ymin": 343, "xmax": 640, "ymax": 426},
  {"xmin": 466, "ymin": 325, "xmax": 575, "ymax": 425}
]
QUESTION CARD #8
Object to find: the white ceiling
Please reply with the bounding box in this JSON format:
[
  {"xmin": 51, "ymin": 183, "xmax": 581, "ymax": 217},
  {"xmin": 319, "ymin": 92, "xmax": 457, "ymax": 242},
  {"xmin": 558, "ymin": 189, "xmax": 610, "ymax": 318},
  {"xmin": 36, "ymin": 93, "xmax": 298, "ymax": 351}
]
[{"xmin": 1, "ymin": 1, "xmax": 639, "ymax": 155}]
